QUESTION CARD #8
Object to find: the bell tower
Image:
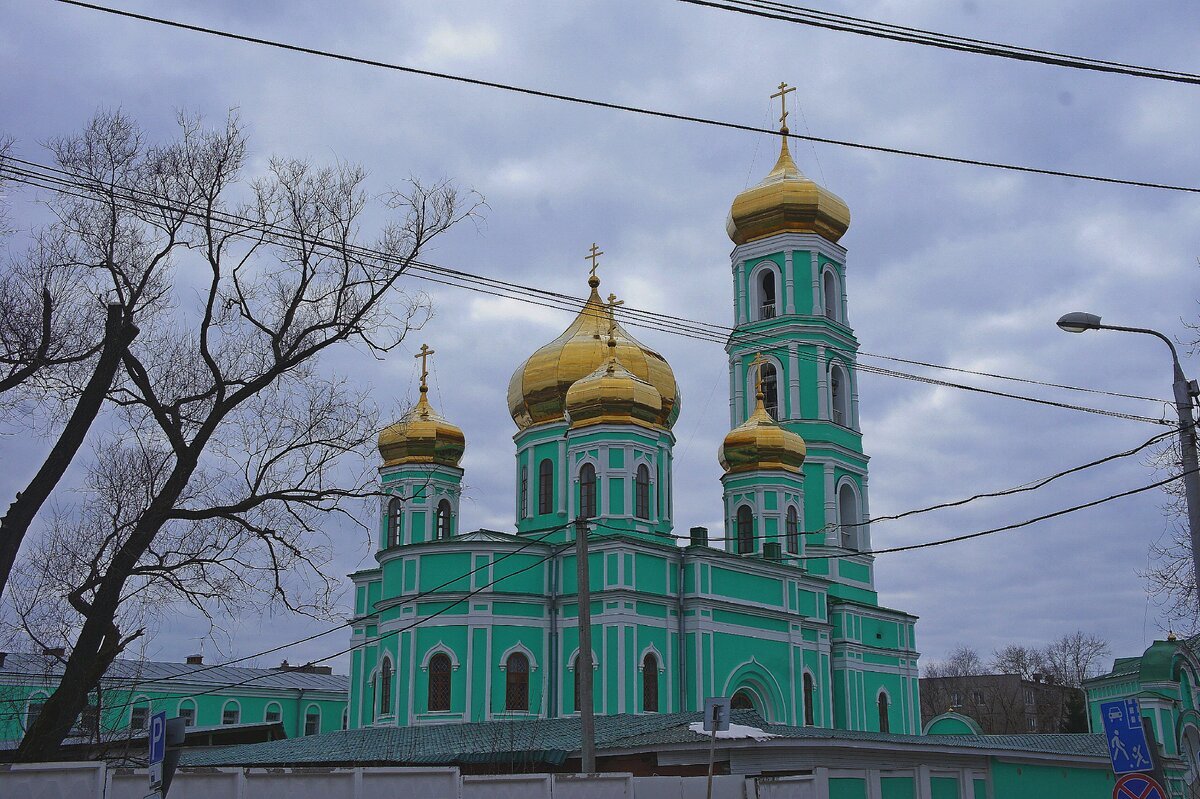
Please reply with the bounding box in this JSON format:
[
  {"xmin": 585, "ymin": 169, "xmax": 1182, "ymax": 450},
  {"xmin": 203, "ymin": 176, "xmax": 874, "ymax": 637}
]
[{"xmin": 724, "ymin": 84, "xmax": 873, "ymax": 599}]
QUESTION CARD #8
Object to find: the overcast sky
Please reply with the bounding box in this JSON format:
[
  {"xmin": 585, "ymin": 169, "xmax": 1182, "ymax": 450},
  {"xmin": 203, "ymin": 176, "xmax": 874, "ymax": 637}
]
[{"xmin": 2, "ymin": 0, "xmax": 1199, "ymax": 675}]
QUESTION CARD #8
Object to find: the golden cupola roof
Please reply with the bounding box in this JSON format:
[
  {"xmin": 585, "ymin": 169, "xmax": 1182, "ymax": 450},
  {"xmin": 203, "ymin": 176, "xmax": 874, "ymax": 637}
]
[
  {"xmin": 726, "ymin": 129, "xmax": 851, "ymax": 245},
  {"xmin": 507, "ymin": 274, "xmax": 679, "ymax": 431},
  {"xmin": 565, "ymin": 336, "xmax": 664, "ymax": 429},
  {"xmin": 378, "ymin": 346, "xmax": 465, "ymax": 468},
  {"xmin": 719, "ymin": 363, "xmax": 806, "ymax": 474}
]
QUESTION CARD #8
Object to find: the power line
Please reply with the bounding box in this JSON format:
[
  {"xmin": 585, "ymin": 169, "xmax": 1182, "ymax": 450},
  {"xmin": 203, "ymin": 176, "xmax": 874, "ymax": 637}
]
[
  {"xmin": 0, "ymin": 158, "xmax": 1170, "ymax": 427},
  {"xmin": 43, "ymin": 0, "xmax": 1200, "ymax": 195},
  {"xmin": 678, "ymin": 0, "xmax": 1200, "ymax": 86}
]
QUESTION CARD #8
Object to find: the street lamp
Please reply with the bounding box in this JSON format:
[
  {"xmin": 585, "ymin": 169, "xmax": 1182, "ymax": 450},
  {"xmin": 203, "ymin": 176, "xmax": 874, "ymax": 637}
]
[{"xmin": 1057, "ymin": 312, "xmax": 1200, "ymax": 598}]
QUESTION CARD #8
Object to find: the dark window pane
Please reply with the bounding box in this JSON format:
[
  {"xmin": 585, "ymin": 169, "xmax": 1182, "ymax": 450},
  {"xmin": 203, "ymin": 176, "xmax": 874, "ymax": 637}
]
[
  {"xmin": 429, "ymin": 654, "xmax": 452, "ymax": 712},
  {"xmin": 635, "ymin": 465, "xmax": 650, "ymax": 520},
  {"xmin": 538, "ymin": 459, "xmax": 554, "ymax": 515},
  {"xmin": 579, "ymin": 464, "xmax": 597, "ymax": 520},
  {"xmin": 736, "ymin": 506, "xmax": 754, "ymax": 554},
  {"xmin": 505, "ymin": 653, "xmax": 530, "ymax": 712},
  {"xmin": 642, "ymin": 654, "xmax": 659, "ymax": 712}
]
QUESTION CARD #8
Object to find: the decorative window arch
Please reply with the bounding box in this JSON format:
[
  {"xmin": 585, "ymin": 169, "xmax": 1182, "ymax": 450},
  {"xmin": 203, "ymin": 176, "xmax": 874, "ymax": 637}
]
[
  {"xmin": 428, "ymin": 652, "xmax": 452, "ymax": 712},
  {"xmin": 25, "ymin": 692, "xmax": 48, "ymax": 732},
  {"xmin": 264, "ymin": 701, "xmax": 283, "ymax": 724},
  {"xmin": 829, "ymin": 362, "xmax": 850, "ymax": 426},
  {"xmin": 568, "ymin": 648, "xmax": 597, "ymax": 714},
  {"xmin": 837, "ymin": 480, "xmax": 860, "ymax": 551},
  {"xmin": 635, "ymin": 464, "xmax": 651, "ymax": 520},
  {"xmin": 802, "ymin": 671, "xmax": 815, "ymax": 726},
  {"xmin": 538, "ymin": 459, "xmax": 554, "ymax": 515},
  {"xmin": 387, "ymin": 496, "xmax": 403, "ymax": 547},
  {"xmin": 760, "ymin": 362, "xmax": 780, "ymax": 419},
  {"xmin": 749, "ymin": 261, "xmax": 782, "ymax": 322},
  {"xmin": 579, "ymin": 463, "xmax": 598, "ymax": 519},
  {"xmin": 304, "ymin": 704, "xmax": 321, "ymax": 736},
  {"xmin": 736, "ymin": 505, "xmax": 754, "ymax": 554},
  {"xmin": 436, "ymin": 499, "xmax": 452, "ymax": 540},
  {"xmin": 877, "ymin": 689, "xmax": 891, "ymax": 733},
  {"xmin": 731, "ymin": 690, "xmax": 755, "ymax": 710},
  {"xmin": 786, "ymin": 506, "xmax": 801, "ymax": 555},
  {"xmin": 519, "ymin": 464, "xmax": 529, "ymax": 519},
  {"xmin": 379, "ymin": 656, "xmax": 393, "ymax": 715},
  {"xmin": 1182, "ymin": 723, "xmax": 1200, "ymax": 788},
  {"xmin": 129, "ymin": 695, "xmax": 151, "ymax": 731},
  {"xmin": 421, "ymin": 643, "xmax": 461, "ymax": 671},
  {"xmin": 642, "ymin": 652, "xmax": 660, "ymax": 712},
  {"xmin": 822, "ymin": 267, "xmax": 841, "ymax": 322},
  {"xmin": 504, "ymin": 652, "xmax": 531, "ymax": 711},
  {"xmin": 177, "ymin": 698, "xmax": 197, "ymax": 727},
  {"xmin": 221, "ymin": 699, "xmax": 241, "ymax": 725}
]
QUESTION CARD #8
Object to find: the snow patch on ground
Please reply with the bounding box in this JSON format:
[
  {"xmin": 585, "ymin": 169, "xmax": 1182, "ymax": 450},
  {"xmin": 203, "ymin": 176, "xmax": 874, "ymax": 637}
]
[{"xmin": 687, "ymin": 722, "xmax": 779, "ymax": 741}]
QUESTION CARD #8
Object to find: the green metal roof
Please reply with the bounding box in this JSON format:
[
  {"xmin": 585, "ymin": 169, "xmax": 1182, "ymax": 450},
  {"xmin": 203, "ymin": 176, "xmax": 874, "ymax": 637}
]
[{"xmin": 179, "ymin": 710, "xmax": 1108, "ymax": 768}]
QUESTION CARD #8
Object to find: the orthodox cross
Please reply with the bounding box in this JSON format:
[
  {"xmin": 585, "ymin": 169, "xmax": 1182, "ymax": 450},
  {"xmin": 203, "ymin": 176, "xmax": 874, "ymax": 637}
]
[
  {"xmin": 605, "ymin": 292, "xmax": 625, "ymax": 340},
  {"xmin": 415, "ymin": 343, "xmax": 434, "ymax": 391},
  {"xmin": 585, "ymin": 242, "xmax": 604, "ymax": 279},
  {"xmin": 770, "ymin": 81, "xmax": 796, "ymax": 130},
  {"xmin": 749, "ymin": 352, "xmax": 768, "ymax": 395}
]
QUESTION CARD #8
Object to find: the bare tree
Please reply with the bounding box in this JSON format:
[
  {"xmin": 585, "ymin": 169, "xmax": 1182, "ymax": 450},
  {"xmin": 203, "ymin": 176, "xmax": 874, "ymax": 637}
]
[
  {"xmin": 11, "ymin": 109, "xmax": 475, "ymax": 760},
  {"xmin": 1041, "ymin": 630, "xmax": 1110, "ymax": 687},
  {"xmin": 922, "ymin": 645, "xmax": 984, "ymax": 678},
  {"xmin": 991, "ymin": 644, "xmax": 1047, "ymax": 681}
]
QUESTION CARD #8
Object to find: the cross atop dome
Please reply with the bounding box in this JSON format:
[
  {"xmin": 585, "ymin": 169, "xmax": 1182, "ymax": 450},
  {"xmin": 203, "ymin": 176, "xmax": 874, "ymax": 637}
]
[
  {"xmin": 585, "ymin": 242, "xmax": 604, "ymax": 288},
  {"xmin": 415, "ymin": 343, "xmax": 435, "ymax": 393},
  {"xmin": 770, "ymin": 81, "xmax": 796, "ymax": 133}
]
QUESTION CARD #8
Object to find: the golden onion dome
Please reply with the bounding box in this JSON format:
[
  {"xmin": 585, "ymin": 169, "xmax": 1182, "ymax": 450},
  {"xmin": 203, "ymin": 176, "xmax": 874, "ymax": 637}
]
[
  {"xmin": 378, "ymin": 386, "xmax": 465, "ymax": 468},
  {"xmin": 719, "ymin": 390, "xmax": 807, "ymax": 474},
  {"xmin": 726, "ymin": 129, "xmax": 850, "ymax": 245},
  {"xmin": 507, "ymin": 275, "xmax": 679, "ymax": 430},
  {"xmin": 565, "ymin": 337, "xmax": 664, "ymax": 429}
]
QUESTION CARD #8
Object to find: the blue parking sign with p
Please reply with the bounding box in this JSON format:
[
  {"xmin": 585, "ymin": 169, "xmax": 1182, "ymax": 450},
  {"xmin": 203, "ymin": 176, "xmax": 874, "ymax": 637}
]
[
  {"xmin": 1099, "ymin": 699, "xmax": 1153, "ymax": 775},
  {"xmin": 148, "ymin": 710, "xmax": 167, "ymax": 787}
]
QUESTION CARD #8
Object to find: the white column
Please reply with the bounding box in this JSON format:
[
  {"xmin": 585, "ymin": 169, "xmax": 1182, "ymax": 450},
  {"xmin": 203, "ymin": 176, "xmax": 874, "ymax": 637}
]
[
  {"xmin": 783, "ymin": 251, "xmax": 795, "ymax": 315},
  {"xmin": 734, "ymin": 260, "xmax": 746, "ymax": 325},
  {"xmin": 788, "ymin": 344, "xmax": 801, "ymax": 420},
  {"xmin": 815, "ymin": 346, "xmax": 828, "ymax": 420},
  {"xmin": 850, "ymin": 366, "xmax": 861, "ymax": 431},
  {"xmin": 732, "ymin": 356, "xmax": 745, "ymax": 425},
  {"xmin": 840, "ymin": 260, "xmax": 850, "ymax": 326},
  {"xmin": 860, "ymin": 474, "xmax": 872, "ymax": 555},
  {"xmin": 810, "ymin": 252, "xmax": 821, "ymax": 314},
  {"xmin": 728, "ymin": 356, "xmax": 737, "ymax": 428},
  {"xmin": 824, "ymin": 463, "xmax": 837, "ymax": 546}
]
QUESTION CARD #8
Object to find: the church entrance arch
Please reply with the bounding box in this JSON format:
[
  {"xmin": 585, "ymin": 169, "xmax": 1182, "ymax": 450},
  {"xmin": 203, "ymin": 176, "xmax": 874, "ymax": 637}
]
[{"xmin": 723, "ymin": 660, "xmax": 786, "ymax": 723}]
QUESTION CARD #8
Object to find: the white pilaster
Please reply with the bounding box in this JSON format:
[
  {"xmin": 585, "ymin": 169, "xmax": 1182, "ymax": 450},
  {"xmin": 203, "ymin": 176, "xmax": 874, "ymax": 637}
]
[
  {"xmin": 734, "ymin": 260, "xmax": 747, "ymax": 325},
  {"xmin": 557, "ymin": 439, "xmax": 567, "ymax": 516},
  {"xmin": 850, "ymin": 366, "xmax": 861, "ymax": 431},
  {"xmin": 783, "ymin": 250, "xmax": 795, "ymax": 315},
  {"xmin": 816, "ymin": 346, "xmax": 828, "ymax": 420},
  {"xmin": 810, "ymin": 251, "xmax": 821, "ymax": 314},
  {"xmin": 824, "ymin": 463, "xmax": 837, "ymax": 545},
  {"xmin": 788, "ymin": 344, "xmax": 801, "ymax": 419}
]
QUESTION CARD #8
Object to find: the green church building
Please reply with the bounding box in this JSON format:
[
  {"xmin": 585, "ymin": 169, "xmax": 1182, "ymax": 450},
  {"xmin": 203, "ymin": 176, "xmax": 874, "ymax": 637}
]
[{"xmin": 348, "ymin": 123, "xmax": 922, "ymax": 737}]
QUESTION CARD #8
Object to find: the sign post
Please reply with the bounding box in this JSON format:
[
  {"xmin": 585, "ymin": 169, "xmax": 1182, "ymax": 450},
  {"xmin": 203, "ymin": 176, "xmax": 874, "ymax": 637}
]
[
  {"xmin": 148, "ymin": 711, "xmax": 166, "ymax": 792},
  {"xmin": 703, "ymin": 697, "xmax": 731, "ymax": 799}
]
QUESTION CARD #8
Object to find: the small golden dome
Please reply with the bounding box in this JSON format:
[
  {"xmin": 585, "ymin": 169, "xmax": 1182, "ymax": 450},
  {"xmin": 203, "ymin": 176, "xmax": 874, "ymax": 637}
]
[
  {"xmin": 726, "ymin": 130, "xmax": 850, "ymax": 245},
  {"xmin": 719, "ymin": 391, "xmax": 807, "ymax": 474},
  {"xmin": 507, "ymin": 275, "xmax": 679, "ymax": 430},
  {"xmin": 565, "ymin": 338, "xmax": 664, "ymax": 429},
  {"xmin": 378, "ymin": 387, "xmax": 465, "ymax": 468}
]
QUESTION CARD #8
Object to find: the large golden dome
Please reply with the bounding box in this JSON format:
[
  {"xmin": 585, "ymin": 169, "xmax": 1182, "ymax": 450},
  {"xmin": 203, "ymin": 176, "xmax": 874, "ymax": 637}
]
[
  {"xmin": 726, "ymin": 130, "xmax": 850, "ymax": 245},
  {"xmin": 719, "ymin": 390, "xmax": 806, "ymax": 474},
  {"xmin": 378, "ymin": 387, "xmax": 465, "ymax": 468},
  {"xmin": 507, "ymin": 276, "xmax": 679, "ymax": 430},
  {"xmin": 565, "ymin": 338, "xmax": 663, "ymax": 429}
]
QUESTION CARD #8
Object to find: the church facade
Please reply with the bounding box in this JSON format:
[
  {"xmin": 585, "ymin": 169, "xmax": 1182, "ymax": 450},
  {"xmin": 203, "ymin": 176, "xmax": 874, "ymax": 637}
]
[{"xmin": 347, "ymin": 121, "xmax": 921, "ymax": 735}]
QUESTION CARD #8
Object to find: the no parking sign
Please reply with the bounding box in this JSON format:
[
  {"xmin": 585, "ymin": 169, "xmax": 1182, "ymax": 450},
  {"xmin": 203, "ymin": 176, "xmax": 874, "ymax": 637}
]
[{"xmin": 1113, "ymin": 773, "xmax": 1167, "ymax": 799}]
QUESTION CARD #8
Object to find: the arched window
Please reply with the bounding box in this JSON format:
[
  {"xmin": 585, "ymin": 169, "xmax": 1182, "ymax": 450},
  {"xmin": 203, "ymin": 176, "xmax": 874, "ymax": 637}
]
[
  {"xmin": 731, "ymin": 690, "xmax": 754, "ymax": 710},
  {"xmin": 635, "ymin": 464, "xmax": 650, "ymax": 520},
  {"xmin": 387, "ymin": 496, "xmax": 403, "ymax": 547},
  {"xmin": 760, "ymin": 362, "xmax": 779, "ymax": 419},
  {"xmin": 877, "ymin": 692, "xmax": 890, "ymax": 733},
  {"xmin": 264, "ymin": 701, "xmax": 282, "ymax": 724},
  {"xmin": 519, "ymin": 465, "xmax": 529, "ymax": 519},
  {"xmin": 579, "ymin": 463, "xmax": 597, "ymax": 519},
  {"xmin": 538, "ymin": 459, "xmax": 554, "ymax": 515},
  {"xmin": 130, "ymin": 697, "xmax": 150, "ymax": 731},
  {"xmin": 505, "ymin": 652, "xmax": 530, "ymax": 712},
  {"xmin": 759, "ymin": 270, "xmax": 776, "ymax": 320},
  {"xmin": 428, "ymin": 653, "xmax": 452, "ymax": 712},
  {"xmin": 304, "ymin": 705, "xmax": 321, "ymax": 736},
  {"xmin": 380, "ymin": 657, "xmax": 393, "ymax": 714},
  {"xmin": 642, "ymin": 654, "xmax": 659, "ymax": 712},
  {"xmin": 786, "ymin": 507, "xmax": 800, "ymax": 555},
  {"xmin": 177, "ymin": 698, "xmax": 196, "ymax": 728},
  {"xmin": 736, "ymin": 505, "xmax": 754, "ymax": 554},
  {"xmin": 823, "ymin": 269, "xmax": 839, "ymax": 321},
  {"xmin": 830, "ymin": 364, "xmax": 849, "ymax": 426},
  {"xmin": 221, "ymin": 700, "xmax": 240, "ymax": 725},
  {"xmin": 436, "ymin": 499, "xmax": 452, "ymax": 540},
  {"xmin": 803, "ymin": 673, "xmax": 815, "ymax": 726},
  {"xmin": 838, "ymin": 483, "xmax": 859, "ymax": 550}
]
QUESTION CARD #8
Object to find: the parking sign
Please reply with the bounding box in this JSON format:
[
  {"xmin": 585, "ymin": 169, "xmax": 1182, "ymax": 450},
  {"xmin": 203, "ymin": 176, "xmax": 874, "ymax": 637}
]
[{"xmin": 148, "ymin": 710, "xmax": 167, "ymax": 788}]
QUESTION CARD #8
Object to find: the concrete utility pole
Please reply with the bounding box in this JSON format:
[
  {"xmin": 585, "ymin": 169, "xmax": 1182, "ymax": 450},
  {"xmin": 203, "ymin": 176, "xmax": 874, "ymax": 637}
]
[
  {"xmin": 575, "ymin": 515, "xmax": 596, "ymax": 773},
  {"xmin": 1058, "ymin": 312, "xmax": 1200, "ymax": 598}
]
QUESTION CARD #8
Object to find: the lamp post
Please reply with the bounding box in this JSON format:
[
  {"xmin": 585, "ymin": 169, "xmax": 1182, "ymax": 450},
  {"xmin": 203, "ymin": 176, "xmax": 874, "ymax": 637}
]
[{"xmin": 1057, "ymin": 312, "xmax": 1200, "ymax": 599}]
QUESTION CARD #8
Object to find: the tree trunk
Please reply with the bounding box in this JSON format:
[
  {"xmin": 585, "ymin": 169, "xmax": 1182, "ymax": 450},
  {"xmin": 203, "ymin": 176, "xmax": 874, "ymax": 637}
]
[{"xmin": 0, "ymin": 304, "xmax": 137, "ymax": 603}]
